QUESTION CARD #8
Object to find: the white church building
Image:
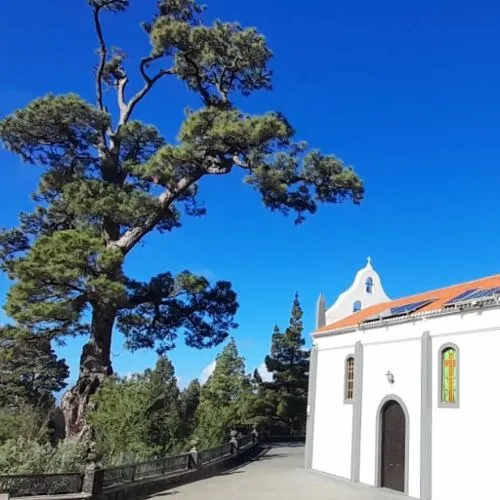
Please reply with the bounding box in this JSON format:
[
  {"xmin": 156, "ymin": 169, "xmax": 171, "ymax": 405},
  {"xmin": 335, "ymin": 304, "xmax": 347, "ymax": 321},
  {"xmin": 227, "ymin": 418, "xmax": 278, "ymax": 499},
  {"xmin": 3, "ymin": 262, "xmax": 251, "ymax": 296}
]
[{"xmin": 305, "ymin": 258, "xmax": 500, "ymax": 500}]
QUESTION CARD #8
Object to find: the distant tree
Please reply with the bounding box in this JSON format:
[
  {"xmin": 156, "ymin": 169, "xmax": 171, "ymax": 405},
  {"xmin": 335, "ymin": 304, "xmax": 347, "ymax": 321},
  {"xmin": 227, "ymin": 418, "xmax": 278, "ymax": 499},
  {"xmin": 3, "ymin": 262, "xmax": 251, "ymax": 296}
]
[
  {"xmin": 0, "ymin": 403, "xmax": 52, "ymax": 445},
  {"xmin": 89, "ymin": 375, "xmax": 151, "ymax": 461},
  {"xmin": 0, "ymin": 326, "xmax": 68, "ymax": 409},
  {"xmin": 255, "ymin": 294, "xmax": 310, "ymax": 434},
  {"xmin": 0, "ymin": 0, "xmax": 363, "ymax": 439},
  {"xmin": 194, "ymin": 339, "xmax": 252, "ymax": 448},
  {"xmin": 252, "ymin": 368, "xmax": 263, "ymax": 385},
  {"xmin": 90, "ymin": 356, "xmax": 182, "ymax": 460},
  {"xmin": 178, "ymin": 379, "xmax": 201, "ymax": 444},
  {"xmin": 142, "ymin": 356, "xmax": 181, "ymax": 455}
]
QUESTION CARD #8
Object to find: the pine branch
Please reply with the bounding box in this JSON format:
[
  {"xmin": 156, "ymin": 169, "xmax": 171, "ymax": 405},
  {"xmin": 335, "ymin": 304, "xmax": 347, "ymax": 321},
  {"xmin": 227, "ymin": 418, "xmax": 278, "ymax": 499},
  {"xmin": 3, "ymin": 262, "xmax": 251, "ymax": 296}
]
[
  {"xmin": 119, "ymin": 55, "xmax": 175, "ymax": 127},
  {"xmin": 92, "ymin": 7, "xmax": 108, "ymax": 112},
  {"xmin": 117, "ymin": 76, "xmax": 129, "ymax": 116},
  {"xmin": 183, "ymin": 54, "xmax": 212, "ymax": 106},
  {"xmin": 109, "ymin": 170, "xmax": 204, "ymax": 253}
]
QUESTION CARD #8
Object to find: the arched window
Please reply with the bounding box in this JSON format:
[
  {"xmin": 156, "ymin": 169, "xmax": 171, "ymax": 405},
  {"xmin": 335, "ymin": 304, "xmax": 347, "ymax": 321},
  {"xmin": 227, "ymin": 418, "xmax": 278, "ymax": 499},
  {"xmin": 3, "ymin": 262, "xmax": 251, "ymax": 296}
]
[
  {"xmin": 344, "ymin": 356, "xmax": 355, "ymax": 403},
  {"xmin": 353, "ymin": 300, "xmax": 362, "ymax": 313},
  {"xmin": 439, "ymin": 344, "xmax": 459, "ymax": 408},
  {"xmin": 366, "ymin": 277, "xmax": 374, "ymax": 294}
]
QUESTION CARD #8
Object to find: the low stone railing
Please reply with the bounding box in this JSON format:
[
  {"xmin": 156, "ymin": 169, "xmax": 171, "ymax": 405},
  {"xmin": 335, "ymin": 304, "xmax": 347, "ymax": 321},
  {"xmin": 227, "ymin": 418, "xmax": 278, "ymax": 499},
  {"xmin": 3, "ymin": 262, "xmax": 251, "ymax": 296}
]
[
  {"xmin": 0, "ymin": 433, "xmax": 259, "ymax": 498},
  {"xmin": 0, "ymin": 473, "xmax": 84, "ymax": 497},
  {"xmin": 101, "ymin": 453, "xmax": 191, "ymax": 489}
]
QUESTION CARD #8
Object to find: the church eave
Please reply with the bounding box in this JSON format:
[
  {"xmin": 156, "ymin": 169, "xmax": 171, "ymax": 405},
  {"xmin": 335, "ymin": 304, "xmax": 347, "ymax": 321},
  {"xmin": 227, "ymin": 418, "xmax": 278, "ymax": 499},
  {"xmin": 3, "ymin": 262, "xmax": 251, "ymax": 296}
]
[{"xmin": 313, "ymin": 298, "xmax": 500, "ymax": 338}]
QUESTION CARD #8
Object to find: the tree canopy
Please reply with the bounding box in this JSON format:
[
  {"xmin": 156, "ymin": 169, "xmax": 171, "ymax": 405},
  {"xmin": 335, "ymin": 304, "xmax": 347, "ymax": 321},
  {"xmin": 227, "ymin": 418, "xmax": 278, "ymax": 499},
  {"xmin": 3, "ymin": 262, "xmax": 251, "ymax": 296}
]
[{"xmin": 0, "ymin": 0, "xmax": 363, "ymax": 438}]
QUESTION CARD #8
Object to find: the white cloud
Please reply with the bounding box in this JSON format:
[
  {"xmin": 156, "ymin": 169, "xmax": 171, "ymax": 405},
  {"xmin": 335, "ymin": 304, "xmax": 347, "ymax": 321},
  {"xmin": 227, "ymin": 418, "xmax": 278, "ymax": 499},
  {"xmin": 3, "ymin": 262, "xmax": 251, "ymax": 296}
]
[
  {"xmin": 200, "ymin": 360, "xmax": 216, "ymax": 385},
  {"xmin": 257, "ymin": 362, "xmax": 273, "ymax": 383}
]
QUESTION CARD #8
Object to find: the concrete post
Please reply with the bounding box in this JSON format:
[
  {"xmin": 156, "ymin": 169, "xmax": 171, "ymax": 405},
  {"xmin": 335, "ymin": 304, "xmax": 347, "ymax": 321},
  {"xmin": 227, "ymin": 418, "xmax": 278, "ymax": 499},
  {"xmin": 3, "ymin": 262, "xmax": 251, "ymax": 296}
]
[
  {"xmin": 189, "ymin": 440, "xmax": 199, "ymax": 468},
  {"xmin": 81, "ymin": 439, "xmax": 103, "ymax": 495},
  {"xmin": 251, "ymin": 425, "xmax": 259, "ymax": 443},
  {"xmin": 229, "ymin": 429, "xmax": 239, "ymax": 454},
  {"xmin": 82, "ymin": 464, "xmax": 104, "ymax": 495}
]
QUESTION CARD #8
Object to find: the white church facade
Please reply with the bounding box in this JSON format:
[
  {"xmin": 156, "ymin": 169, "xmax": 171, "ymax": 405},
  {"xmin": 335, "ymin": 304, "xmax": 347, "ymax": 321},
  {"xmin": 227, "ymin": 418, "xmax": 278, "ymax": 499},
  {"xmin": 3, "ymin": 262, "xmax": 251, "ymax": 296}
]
[{"xmin": 305, "ymin": 259, "xmax": 500, "ymax": 500}]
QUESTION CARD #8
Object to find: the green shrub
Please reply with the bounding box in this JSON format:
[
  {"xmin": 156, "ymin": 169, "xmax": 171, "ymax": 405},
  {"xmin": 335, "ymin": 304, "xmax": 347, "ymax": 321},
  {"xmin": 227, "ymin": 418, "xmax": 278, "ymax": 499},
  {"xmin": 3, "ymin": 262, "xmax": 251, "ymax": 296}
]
[
  {"xmin": 0, "ymin": 404, "xmax": 50, "ymax": 444},
  {"xmin": 0, "ymin": 438, "xmax": 86, "ymax": 475}
]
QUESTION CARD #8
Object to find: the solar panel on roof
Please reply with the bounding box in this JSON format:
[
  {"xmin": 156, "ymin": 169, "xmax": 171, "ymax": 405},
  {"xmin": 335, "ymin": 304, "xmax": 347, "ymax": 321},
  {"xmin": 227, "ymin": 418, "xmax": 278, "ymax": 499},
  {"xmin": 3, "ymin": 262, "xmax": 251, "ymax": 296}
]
[
  {"xmin": 388, "ymin": 299, "xmax": 434, "ymax": 317},
  {"xmin": 445, "ymin": 289, "xmax": 478, "ymax": 305},
  {"xmin": 361, "ymin": 299, "xmax": 434, "ymax": 324},
  {"xmin": 456, "ymin": 287, "xmax": 500, "ymax": 302}
]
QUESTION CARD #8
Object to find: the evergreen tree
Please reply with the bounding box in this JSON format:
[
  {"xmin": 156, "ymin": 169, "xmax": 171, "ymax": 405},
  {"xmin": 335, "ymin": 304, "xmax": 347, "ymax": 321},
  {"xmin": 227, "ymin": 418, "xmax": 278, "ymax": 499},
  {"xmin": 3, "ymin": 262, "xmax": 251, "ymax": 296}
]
[
  {"xmin": 194, "ymin": 339, "xmax": 252, "ymax": 448},
  {"xmin": 89, "ymin": 356, "xmax": 182, "ymax": 460},
  {"xmin": 257, "ymin": 294, "xmax": 310, "ymax": 434},
  {"xmin": 142, "ymin": 356, "xmax": 181, "ymax": 455},
  {"xmin": 144, "ymin": 356, "xmax": 180, "ymax": 456},
  {"xmin": 0, "ymin": 0, "xmax": 363, "ymax": 438},
  {"xmin": 89, "ymin": 374, "xmax": 151, "ymax": 461},
  {"xmin": 178, "ymin": 379, "xmax": 201, "ymax": 444},
  {"xmin": 0, "ymin": 326, "xmax": 68, "ymax": 409}
]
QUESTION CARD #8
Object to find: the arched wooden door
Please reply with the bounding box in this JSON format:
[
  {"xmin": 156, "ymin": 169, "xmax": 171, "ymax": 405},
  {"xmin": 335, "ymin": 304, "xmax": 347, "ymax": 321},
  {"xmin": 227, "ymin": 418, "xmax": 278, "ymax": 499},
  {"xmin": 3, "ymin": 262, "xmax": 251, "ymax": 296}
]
[{"xmin": 380, "ymin": 400, "xmax": 406, "ymax": 492}]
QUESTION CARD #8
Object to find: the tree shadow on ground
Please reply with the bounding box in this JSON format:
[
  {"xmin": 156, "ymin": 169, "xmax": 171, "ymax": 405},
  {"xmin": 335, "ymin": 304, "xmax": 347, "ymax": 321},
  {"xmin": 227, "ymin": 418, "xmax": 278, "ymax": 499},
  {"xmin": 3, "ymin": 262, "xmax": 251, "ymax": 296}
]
[
  {"xmin": 146, "ymin": 491, "xmax": 179, "ymax": 498},
  {"xmin": 267, "ymin": 441, "xmax": 305, "ymax": 448},
  {"xmin": 220, "ymin": 446, "xmax": 295, "ymax": 476}
]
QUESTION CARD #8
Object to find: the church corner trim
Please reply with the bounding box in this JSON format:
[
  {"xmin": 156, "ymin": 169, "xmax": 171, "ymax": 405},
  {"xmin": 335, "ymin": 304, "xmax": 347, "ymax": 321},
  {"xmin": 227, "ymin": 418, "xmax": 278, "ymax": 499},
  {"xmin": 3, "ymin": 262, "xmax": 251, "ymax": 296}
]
[
  {"xmin": 305, "ymin": 345, "xmax": 319, "ymax": 469},
  {"xmin": 420, "ymin": 330, "xmax": 433, "ymax": 500},
  {"xmin": 350, "ymin": 341, "xmax": 363, "ymax": 482}
]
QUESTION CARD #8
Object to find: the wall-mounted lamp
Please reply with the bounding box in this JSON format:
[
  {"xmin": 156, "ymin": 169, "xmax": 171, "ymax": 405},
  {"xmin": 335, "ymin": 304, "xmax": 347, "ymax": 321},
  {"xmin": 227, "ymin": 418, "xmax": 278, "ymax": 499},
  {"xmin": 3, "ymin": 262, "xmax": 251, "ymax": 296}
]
[{"xmin": 386, "ymin": 370, "xmax": 395, "ymax": 384}]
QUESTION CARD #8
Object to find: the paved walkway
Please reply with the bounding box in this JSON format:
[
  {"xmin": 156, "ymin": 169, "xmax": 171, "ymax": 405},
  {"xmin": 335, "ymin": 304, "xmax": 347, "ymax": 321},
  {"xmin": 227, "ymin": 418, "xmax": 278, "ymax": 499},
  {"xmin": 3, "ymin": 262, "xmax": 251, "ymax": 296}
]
[{"xmin": 150, "ymin": 444, "xmax": 413, "ymax": 499}]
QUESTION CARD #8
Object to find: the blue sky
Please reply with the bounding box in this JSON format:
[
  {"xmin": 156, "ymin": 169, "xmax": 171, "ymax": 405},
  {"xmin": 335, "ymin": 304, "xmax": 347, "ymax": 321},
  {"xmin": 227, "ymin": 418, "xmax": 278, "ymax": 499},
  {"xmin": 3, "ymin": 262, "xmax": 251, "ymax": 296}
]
[{"xmin": 1, "ymin": 0, "xmax": 500, "ymax": 389}]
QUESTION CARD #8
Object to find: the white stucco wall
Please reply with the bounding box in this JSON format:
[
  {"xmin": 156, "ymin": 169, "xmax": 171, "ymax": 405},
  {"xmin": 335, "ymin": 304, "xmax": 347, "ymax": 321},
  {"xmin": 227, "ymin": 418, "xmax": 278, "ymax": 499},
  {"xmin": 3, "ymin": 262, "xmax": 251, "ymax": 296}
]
[
  {"xmin": 312, "ymin": 337, "xmax": 355, "ymax": 477},
  {"xmin": 430, "ymin": 308, "xmax": 500, "ymax": 500},
  {"xmin": 359, "ymin": 322, "xmax": 422, "ymax": 499},
  {"xmin": 324, "ymin": 260, "xmax": 390, "ymax": 326}
]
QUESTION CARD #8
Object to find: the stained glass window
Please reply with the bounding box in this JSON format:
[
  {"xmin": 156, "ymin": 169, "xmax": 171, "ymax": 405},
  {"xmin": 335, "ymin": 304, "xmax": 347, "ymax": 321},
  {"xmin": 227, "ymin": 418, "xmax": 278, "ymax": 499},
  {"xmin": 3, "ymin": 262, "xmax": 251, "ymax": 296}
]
[{"xmin": 441, "ymin": 347, "xmax": 457, "ymax": 404}]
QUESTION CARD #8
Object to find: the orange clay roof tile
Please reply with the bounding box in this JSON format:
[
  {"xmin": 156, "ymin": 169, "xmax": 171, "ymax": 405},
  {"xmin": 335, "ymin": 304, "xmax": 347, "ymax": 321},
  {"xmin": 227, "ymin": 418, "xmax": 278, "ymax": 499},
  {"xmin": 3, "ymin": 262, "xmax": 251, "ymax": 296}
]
[{"xmin": 315, "ymin": 274, "xmax": 500, "ymax": 334}]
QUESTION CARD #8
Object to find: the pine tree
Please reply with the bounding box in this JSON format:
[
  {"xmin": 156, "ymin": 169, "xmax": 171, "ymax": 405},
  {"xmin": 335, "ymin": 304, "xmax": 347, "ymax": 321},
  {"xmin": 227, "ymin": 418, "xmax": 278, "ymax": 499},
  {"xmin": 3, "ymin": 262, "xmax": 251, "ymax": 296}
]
[
  {"xmin": 142, "ymin": 356, "xmax": 181, "ymax": 455},
  {"xmin": 89, "ymin": 375, "xmax": 152, "ymax": 461},
  {"xmin": 194, "ymin": 339, "xmax": 252, "ymax": 448},
  {"xmin": 258, "ymin": 294, "xmax": 310, "ymax": 434},
  {"xmin": 178, "ymin": 379, "xmax": 201, "ymax": 444},
  {"xmin": 0, "ymin": 0, "xmax": 363, "ymax": 438},
  {"xmin": 89, "ymin": 356, "xmax": 181, "ymax": 460},
  {"xmin": 0, "ymin": 326, "xmax": 69, "ymax": 409}
]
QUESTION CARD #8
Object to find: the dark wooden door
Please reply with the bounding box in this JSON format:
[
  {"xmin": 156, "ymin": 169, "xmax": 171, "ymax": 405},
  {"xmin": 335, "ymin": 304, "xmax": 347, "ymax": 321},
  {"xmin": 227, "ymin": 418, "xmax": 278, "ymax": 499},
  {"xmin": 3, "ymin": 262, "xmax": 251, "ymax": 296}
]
[{"xmin": 380, "ymin": 400, "xmax": 406, "ymax": 492}]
